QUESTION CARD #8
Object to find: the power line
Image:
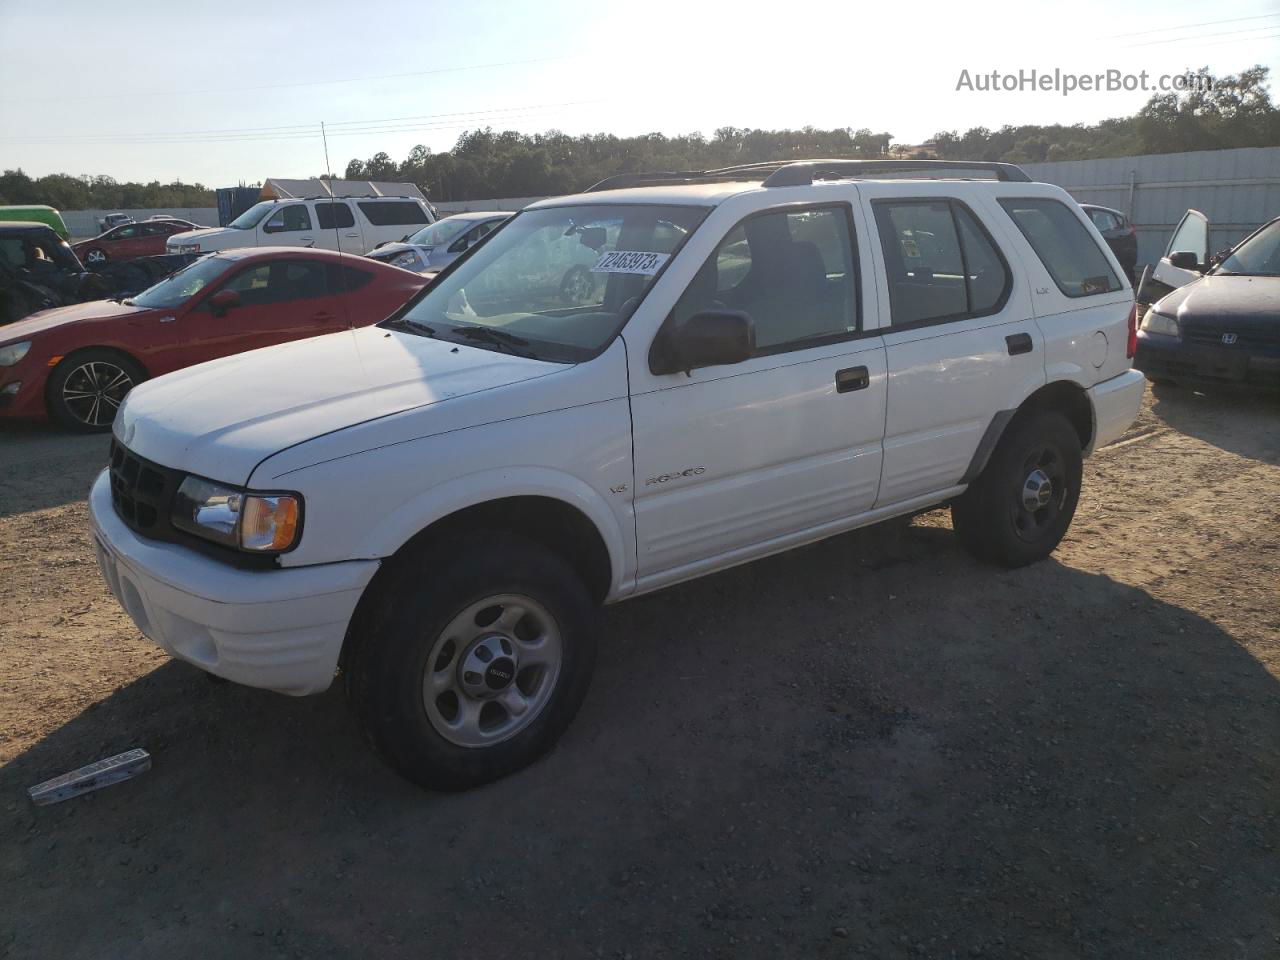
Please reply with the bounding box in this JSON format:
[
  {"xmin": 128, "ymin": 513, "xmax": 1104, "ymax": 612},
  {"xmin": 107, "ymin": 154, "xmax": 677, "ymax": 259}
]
[
  {"xmin": 1121, "ymin": 21, "xmax": 1280, "ymax": 46},
  {"xmin": 0, "ymin": 99, "xmax": 602, "ymax": 145},
  {"xmin": 0, "ymin": 53, "xmax": 581, "ymax": 104},
  {"xmin": 0, "ymin": 108, "xmax": 589, "ymax": 147},
  {"xmin": 1110, "ymin": 11, "xmax": 1280, "ymax": 38}
]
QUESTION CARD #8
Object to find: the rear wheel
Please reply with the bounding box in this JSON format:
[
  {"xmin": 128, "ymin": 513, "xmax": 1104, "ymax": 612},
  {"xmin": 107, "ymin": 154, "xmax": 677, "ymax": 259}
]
[
  {"xmin": 47, "ymin": 349, "xmax": 143, "ymax": 433},
  {"xmin": 345, "ymin": 531, "xmax": 598, "ymax": 791},
  {"xmin": 952, "ymin": 410, "xmax": 1082, "ymax": 567}
]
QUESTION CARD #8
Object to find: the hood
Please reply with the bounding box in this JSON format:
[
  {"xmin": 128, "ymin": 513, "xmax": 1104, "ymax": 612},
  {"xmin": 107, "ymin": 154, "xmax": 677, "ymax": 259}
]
[
  {"xmin": 166, "ymin": 227, "xmax": 244, "ymax": 249},
  {"xmin": 0, "ymin": 298, "xmax": 146, "ymax": 341},
  {"xmin": 1156, "ymin": 274, "xmax": 1280, "ymax": 330},
  {"xmin": 115, "ymin": 324, "xmax": 561, "ymax": 483},
  {"xmin": 369, "ymin": 241, "xmax": 428, "ymax": 258}
]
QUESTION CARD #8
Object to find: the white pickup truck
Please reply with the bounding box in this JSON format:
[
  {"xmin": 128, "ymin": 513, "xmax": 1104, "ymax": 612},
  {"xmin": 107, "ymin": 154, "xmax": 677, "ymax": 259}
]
[
  {"xmin": 91, "ymin": 159, "xmax": 1145, "ymax": 791},
  {"xmin": 166, "ymin": 195, "xmax": 434, "ymax": 256}
]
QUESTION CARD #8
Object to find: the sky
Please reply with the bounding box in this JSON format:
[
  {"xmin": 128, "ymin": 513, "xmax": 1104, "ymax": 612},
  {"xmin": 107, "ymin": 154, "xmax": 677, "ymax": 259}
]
[{"xmin": 0, "ymin": 0, "xmax": 1277, "ymax": 187}]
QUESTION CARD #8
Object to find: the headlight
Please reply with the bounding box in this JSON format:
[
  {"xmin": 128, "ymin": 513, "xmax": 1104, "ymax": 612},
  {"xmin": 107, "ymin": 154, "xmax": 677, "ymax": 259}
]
[
  {"xmin": 172, "ymin": 476, "xmax": 301, "ymax": 552},
  {"xmin": 1140, "ymin": 308, "xmax": 1180, "ymax": 338},
  {"xmin": 0, "ymin": 341, "xmax": 31, "ymax": 366},
  {"xmin": 391, "ymin": 251, "xmax": 419, "ymax": 269},
  {"xmin": 177, "ymin": 243, "xmax": 200, "ymax": 254}
]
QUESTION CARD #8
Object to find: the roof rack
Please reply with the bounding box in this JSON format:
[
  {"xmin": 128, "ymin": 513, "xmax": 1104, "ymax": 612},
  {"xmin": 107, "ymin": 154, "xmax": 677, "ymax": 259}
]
[{"xmin": 584, "ymin": 158, "xmax": 1031, "ymax": 193}]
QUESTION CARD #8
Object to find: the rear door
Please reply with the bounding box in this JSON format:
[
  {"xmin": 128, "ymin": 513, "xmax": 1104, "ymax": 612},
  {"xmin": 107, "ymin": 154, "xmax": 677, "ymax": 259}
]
[
  {"xmin": 356, "ymin": 199, "xmax": 431, "ymax": 249},
  {"xmin": 1153, "ymin": 209, "xmax": 1208, "ymax": 290},
  {"xmin": 864, "ymin": 185, "xmax": 1043, "ymax": 505},
  {"xmin": 995, "ymin": 193, "xmax": 1133, "ymax": 391},
  {"xmin": 314, "ymin": 201, "xmax": 363, "ymax": 253}
]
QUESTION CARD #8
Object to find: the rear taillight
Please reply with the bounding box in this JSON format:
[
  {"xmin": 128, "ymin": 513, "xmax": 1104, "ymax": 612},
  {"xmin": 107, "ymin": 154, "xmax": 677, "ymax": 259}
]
[{"xmin": 1126, "ymin": 302, "xmax": 1139, "ymax": 358}]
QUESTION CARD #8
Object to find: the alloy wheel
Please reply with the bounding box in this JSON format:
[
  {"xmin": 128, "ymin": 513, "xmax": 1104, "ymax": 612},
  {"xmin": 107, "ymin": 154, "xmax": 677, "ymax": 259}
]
[{"xmin": 61, "ymin": 360, "xmax": 133, "ymax": 428}]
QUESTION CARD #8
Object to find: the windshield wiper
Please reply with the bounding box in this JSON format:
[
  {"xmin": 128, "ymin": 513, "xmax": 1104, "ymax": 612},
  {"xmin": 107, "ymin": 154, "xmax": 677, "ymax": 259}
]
[
  {"xmin": 383, "ymin": 316, "xmax": 437, "ymax": 337},
  {"xmin": 451, "ymin": 325, "xmax": 535, "ymax": 357}
]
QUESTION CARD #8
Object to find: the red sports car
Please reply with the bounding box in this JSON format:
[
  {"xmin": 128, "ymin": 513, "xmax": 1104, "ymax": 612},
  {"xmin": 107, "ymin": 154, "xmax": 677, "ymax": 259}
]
[
  {"xmin": 72, "ymin": 220, "xmax": 201, "ymax": 266},
  {"xmin": 0, "ymin": 247, "xmax": 425, "ymax": 431}
]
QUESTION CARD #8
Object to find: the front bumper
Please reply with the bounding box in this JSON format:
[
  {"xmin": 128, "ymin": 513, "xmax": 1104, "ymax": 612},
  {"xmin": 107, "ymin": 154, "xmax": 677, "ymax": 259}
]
[
  {"xmin": 88, "ymin": 469, "xmax": 379, "ymax": 695},
  {"xmin": 1087, "ymin": 368, "xmax": 1146, "ymax": 452},
  {"xmin": 1135, "ymin": 333, "xmax": 1280, "ymax": 390}
]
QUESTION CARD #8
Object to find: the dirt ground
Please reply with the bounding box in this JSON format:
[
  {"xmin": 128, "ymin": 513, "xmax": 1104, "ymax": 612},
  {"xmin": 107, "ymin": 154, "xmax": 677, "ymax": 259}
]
[{"xmin": 1, "ymin": 386, "xmax": 1278, "ymax": 960}]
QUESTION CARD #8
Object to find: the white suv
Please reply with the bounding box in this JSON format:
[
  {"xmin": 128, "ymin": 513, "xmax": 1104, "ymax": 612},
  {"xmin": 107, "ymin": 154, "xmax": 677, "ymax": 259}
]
[
  {"xmin": 166, "ymin": 196, "xmax": 434, "ymax": 256},
  {"xmin": 91, "ymin": 160, "xmax": 1145, "ymax": 790}
]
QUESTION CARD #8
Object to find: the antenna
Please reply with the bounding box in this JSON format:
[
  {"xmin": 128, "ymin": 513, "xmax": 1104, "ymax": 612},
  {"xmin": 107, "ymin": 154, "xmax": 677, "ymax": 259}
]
[{"xmin": 320, "ymin": 120, "xmax": 351, "ymax": 327}]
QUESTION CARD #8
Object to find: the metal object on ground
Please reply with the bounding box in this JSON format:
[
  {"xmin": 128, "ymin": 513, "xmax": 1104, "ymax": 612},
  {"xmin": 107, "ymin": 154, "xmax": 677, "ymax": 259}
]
[{"xmin": 27, "ymin": 748, "xmax": 151, "ymax": 806}]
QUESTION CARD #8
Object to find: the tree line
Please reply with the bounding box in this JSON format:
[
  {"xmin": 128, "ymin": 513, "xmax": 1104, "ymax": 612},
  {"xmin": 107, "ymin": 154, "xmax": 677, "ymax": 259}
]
[{"xmin": 4, "ymin": 65, "xmax": 1275, "ymax": 210}]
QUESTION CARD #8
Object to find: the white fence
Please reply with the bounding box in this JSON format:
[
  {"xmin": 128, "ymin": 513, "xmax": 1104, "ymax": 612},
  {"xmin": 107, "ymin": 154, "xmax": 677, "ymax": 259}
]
[{"xmin": 1024, "ymin": 146, "xmax": 1280, "ymax": 268}]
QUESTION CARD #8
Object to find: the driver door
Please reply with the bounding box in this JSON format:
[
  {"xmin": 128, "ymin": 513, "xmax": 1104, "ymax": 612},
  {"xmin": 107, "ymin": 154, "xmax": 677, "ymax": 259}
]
[
  {"xmin": 1152, "ymin": 209, "xmax": 1208, "ymax": 291},
  {"xmin": 144, "ymin": 258, "xmax": 340, "ymax": 374},
  {"xmin": 628, "ymin": 200, "xmax": 887, "ymax": 587}
]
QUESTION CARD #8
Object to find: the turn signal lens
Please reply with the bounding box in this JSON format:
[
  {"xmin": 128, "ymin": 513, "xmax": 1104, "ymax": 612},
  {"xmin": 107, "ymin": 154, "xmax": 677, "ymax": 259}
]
[{"xmin": 240, "ymin": 495, "xmax": 300, "ymax": 552}]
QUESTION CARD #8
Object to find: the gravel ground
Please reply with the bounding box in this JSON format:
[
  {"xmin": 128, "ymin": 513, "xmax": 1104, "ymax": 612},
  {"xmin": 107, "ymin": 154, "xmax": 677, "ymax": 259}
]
[{"xmin": 1, "ymin": 384, "xmax": 1278, "ymax": 960}]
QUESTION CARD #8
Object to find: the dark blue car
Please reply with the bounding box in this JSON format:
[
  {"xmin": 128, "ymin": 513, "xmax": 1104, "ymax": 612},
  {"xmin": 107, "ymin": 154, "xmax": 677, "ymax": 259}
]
[{"xmin": 1135, "ymin": 216, "xmax": 1280, "ymax": 391}]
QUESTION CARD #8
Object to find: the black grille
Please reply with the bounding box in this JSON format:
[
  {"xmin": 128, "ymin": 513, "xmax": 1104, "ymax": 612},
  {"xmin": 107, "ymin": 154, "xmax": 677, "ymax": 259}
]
[
  {"xmin": 109, "ymin": 440, "xmax": 183, "ymax": 539},
  {"xmin": 1184, "ymin": 327, "xmax": 1280, "ymax": 352}
]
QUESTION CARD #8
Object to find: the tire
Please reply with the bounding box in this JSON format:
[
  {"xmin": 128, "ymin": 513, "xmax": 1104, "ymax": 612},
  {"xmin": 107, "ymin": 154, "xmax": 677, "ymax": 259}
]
[
  {"xmin": 344, "ymin": 531, "xmax": 598, "ymax": 791},
  {"xmin": 83, "ymin": 248, "xmax": 108, "ymax": 267},
  {"xmin": 951, "ymin": 410, "xmax": 1083, "ymax": 568},
  {"xmin": 46, "ymin": 349, "xmax": 144, "ymax": 433}
]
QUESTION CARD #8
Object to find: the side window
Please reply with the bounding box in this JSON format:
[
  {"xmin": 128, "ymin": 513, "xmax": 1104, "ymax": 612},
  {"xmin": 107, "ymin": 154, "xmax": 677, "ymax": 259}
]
[
  {"xmin": 326, "ymin": 263, "xmax": 374, "ymax": 292},
  {"xmin": 222, "ymin": 260, "xmax": 327, "ymax": 307},
  {"xmin": 999, "ymin": 198, "xmax": 1121, "ymax": 297},
  {"xmin": 114, "ymin": 225, "xmax": 140, "ymax": 239},
  {"xmin": 264, "ymin": 204, "xmax": 313, "ymax": 234},
  {"xmin": 315, "ymin": 202, "xmax": 356, "ymax": 230},
  {"xmin": 1166, "ymin": 211, "xmax": 1207, "ymax": 261},
  {"xmin": 669, "ymin": 206, "xmax": 857, "ymax": 354},
  {"xmin": 1088, "ymin": 209, "xmax": 1116, "ymax": 232},
  {"xmin": 358, "ymin": 201, "xmax": 429, "ymax": 227},
  {"xmin": 474, "ymin": 220, "xmax": 499, "ymax": 241},
  {"xmin": 872, "ymin": 199, "xmax": 1010, "ymax": 326}
]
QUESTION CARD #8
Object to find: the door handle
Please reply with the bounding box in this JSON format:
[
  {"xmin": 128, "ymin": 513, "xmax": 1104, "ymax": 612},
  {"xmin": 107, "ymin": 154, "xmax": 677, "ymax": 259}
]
[
  {"xmin": 1006, "ymin": 333, "xmax": 1034, "ymax": 356},
  {"xmin": 300, "ymin": 238, "xmax": 315, "ymax": 247},
  {"xmin": 835, "ymin": 366, "xmax": 870, "ymax": 393},
  {"xmin": 345, "ymin": 232, "xmax": 360, "ymax": 238}
]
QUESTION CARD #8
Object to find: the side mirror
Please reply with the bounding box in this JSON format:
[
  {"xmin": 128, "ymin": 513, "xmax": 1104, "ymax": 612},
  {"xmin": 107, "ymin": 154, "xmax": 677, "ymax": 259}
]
[
  {"xmin": 650, "ymin": 310, "xmax": 755, "ymax": 375},
  {"xmin": 1169, "ymin": 250, "xmax": 1201, "ymax": 272},
  {"xmin": 209, "ymin": 289, "xmax": 240, "ymax": 315}
]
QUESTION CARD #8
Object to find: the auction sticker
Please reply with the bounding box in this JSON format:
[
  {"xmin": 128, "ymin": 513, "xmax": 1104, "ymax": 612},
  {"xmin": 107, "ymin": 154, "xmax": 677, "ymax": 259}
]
[{"xmin": 591, "ymin": 251, "xmax": 669, "ymax": 275}]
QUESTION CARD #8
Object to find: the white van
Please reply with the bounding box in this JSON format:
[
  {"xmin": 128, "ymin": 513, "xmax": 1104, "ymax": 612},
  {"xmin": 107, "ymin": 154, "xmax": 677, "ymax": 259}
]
[{"xmin": 166, "ymin": 196, "xmax": 434, "ymax": 256}]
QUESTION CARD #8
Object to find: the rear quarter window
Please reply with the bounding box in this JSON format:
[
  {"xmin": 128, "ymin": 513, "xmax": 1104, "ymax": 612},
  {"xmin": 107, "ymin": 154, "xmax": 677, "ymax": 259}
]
[
  {"xmin": 358, "ymin": 201, "xmax": 429, "ymax": 227},
  {"xmin": 999, "ymin": 198, "xmax": 1121, "ymax": 297}
]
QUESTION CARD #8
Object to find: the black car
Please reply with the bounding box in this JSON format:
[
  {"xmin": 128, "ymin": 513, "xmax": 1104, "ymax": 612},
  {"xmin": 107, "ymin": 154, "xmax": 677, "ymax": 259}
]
[
  {"xmin": 0, "ymin": 222, "xmax": 102, "ymax": 324},
  {"xmin": 1134, "ymin": 216, "xmax": 1280, "ymax": 391},
  {"xmin": 1081, "ymin": 204, "xmax": 1138, "ymax": 280},
  {"xmin": 0, "ymin": 221, "xmax": 200, "ymax": 325}
]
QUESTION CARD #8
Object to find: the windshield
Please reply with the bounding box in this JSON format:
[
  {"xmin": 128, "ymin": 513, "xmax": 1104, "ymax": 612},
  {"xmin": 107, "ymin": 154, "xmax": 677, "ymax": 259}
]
[
  {"xmin": 406, "ymin": 217, "xmax": 483, "ymax": 246},
  {"xmin": 1217, "ymin": 220, "xmax": 1280, "ymax": 276},
  {"xmin": 385, "ymin": 204, "xmax": 707, "ymax": 363},
  {"xmin": 228, "ymin": 202, "xmax": 274, "ymax": 230},
  {"xmin": 131, "ymin": 256, "xmax": 229, "ymax": 309}
]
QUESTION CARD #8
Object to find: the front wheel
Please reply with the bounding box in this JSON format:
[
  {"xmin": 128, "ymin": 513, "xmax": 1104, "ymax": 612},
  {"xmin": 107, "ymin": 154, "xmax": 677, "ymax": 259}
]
[
  {"xmin": 46, "ymin": 349, "xmax": 144, "ymax": 433},
  {"xmin": 951, "ymin": 410, "xmax": 1082, "ymax": 568},
  {"xmin": 83, "ymin": 248, "xmax": 108, "ymax": 267},
  {"xmin": 344, "ymin": 532, "xmax": 598, "ymax": 791}
]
